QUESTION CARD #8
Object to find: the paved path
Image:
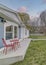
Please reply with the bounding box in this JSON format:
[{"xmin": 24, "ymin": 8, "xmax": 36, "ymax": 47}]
[
  {"xmin": 31, "ymin": 39, "xmax": 46, "ymax": 41},
  {"xmin": 30, "ymin": 34, "xmax": 45, "ymax": 36}
]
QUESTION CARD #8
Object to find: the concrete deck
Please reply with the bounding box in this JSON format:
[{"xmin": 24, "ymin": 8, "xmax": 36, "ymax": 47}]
[{"xmin": 0, "ymin": 38, "xmax": 31, "ymax": 65}]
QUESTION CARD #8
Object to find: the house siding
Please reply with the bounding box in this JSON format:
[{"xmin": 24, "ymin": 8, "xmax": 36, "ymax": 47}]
[
  {"xmin": 0, "ymin": 5, "xmax": 29, "ymax": 48},
  {"xmin": 20, "ymin": 27, "xmax": 29, "ymax": 39},
  {"xmin": 21, "ymin": 27, "xmax": 25, "ymax": 39},
  {"xmin": 24, "ymin": 28, "xmax": 29, "ymax": 38},
  {"xmin": 0, "ymin": 22, "xmax": 4, "ymax": 48}
]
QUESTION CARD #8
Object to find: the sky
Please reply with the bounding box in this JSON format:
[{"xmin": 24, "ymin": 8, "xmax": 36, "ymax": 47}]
[{"xmin": 0, "ymin": 0, "xmax": 46, "ymax": 17}]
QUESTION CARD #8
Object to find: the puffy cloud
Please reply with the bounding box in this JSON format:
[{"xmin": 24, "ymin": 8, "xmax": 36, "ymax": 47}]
[
  {"xmin": 17, "ymin": 6, "xmax": 27, "ymax": 12},
  {"xmin": 42, "ymin": 0, "xmax": 46, "ymax": 3}
]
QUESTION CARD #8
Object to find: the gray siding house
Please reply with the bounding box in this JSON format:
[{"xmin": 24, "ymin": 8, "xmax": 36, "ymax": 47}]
[{"xmin": 0, "ymin": 4, "xmax": 29, "ymax": 48}]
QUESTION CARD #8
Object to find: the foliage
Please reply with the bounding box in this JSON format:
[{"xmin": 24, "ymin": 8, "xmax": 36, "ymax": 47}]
[
  {"xmin": 18, "ymin": 12, "xmax": 31, "ymax": 30},
  {"xmin": 26, "ymin": 24, "xmax": 31, "ymax": 30},
  {"xmin": 18, "ymin": 12, "xmax": 30, "ymax": 23}
]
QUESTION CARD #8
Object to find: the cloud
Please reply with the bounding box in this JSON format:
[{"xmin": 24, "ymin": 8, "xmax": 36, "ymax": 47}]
[
  {"xmin": 42, "ymin": 0, "xmax": 46, "ymax": 3},
  {"xmin": 17, "ymin": 6, "xmax": 27, "ymax": 12}
]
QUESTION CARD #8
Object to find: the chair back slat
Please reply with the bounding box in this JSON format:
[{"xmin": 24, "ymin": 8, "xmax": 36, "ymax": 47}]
[{"xmin": 2, "ymin": 38, "xmax": 7, "ymax": 46}]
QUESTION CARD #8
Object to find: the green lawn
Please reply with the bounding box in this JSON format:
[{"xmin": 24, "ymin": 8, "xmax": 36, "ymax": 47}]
[
  {"xmin": 29, "ymin": 35, "xmax": 46, "ymax": 39},
  {"xmin": 11, "ymin": 40, "xmax": 46, "ymax": 65}
]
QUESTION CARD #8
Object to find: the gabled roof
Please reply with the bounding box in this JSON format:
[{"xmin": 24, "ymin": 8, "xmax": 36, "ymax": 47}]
[
  {"xmin": 0, "ymin": 4, "xmax": 15, "ymax": 12},
  {"xmin": 0, "ymin": 4, "xmax": 23, "ymax": 25}
]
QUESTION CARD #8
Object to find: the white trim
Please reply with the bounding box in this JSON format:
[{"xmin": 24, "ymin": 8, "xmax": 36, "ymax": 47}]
[
  {"xmin": 13, "ymin": 26, "xmax": 14, "ymax": 39},
  {"xmin": 4, "ymin": 20, "xmax": 18, "ymax": 40}
]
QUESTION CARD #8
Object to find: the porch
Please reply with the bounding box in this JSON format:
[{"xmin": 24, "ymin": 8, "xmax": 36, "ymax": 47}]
[{"xmin": 0, "ymin": 38, "xmax": 31, "ymax": 65}]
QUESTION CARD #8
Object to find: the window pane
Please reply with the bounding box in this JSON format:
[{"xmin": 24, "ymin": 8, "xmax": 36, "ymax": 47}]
[
  {"xmin": 14, "ymin": 26, "xmax": 17, "ymax": 38},
  {"xmin": 6, "ymin": 26, "xmax": 13, "ymax": 40},
  {"xmin": 6, "ymin": 33, "xmax": 12, "ymax": 40},
  {"xmin": 6, "ymin": 26, "xmax": 12, "ymax": 32}
]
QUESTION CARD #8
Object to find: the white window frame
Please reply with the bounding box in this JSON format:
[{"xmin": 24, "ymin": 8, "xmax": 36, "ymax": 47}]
[{"xmin": 4, "ymin": 21, "xmax": 18, "ymax": 40}]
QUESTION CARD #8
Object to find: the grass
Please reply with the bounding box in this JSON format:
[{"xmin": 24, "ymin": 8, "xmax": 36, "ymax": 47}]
[
  {"xmin": 29, "ymin": 35, "xmax": 46, "ymax": 39},
  {"xmin": 11, "ymin": 40, "xmax": 46, "ymax": 65}
]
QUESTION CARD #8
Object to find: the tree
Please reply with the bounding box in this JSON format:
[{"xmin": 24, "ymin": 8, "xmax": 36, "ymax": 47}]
[
  {"xmin": 40, "ymin": 10, "xmax": 46, "ymax": 26},
  {"xmin": 18, "ymin": 12, "xmax": 31, "ymax": 30},
  {"xmin": 40, "ymin": 10, "xmax": 46, "ymax": 34}
]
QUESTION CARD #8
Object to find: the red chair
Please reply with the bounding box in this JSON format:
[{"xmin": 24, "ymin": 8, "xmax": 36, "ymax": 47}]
[
  {"xmin": 10, "ymin": 38, "xmax": 20, "ymax": 47},
  {"xmin": 14, "ymin": 38, "xmax": 20, "ymax": 46},
  {"xmin": 2, "ymin": 38, "xmax": 15, "ymax": 54}
]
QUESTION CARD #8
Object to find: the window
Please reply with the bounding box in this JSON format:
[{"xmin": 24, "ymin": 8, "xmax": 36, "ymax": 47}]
[
  {"xmin": 25, "ymin": 29, "xmax": 27, "ymax": 35},
  {"xmin": 5, "ymin": 25, "xmax": 17, "ymax": 40},
  {"xmin": 14, "ymin": 26, "xmax": 17, "ymax": 38},
  {"xmin": 6, "ymin": 26, "xmax": 13, "ymax": 40}
]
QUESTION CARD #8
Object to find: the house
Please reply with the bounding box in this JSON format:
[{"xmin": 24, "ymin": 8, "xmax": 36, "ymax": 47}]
[{"xmin": 0, "ymin": 4, "xmax": 29, "ymax": 48}]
